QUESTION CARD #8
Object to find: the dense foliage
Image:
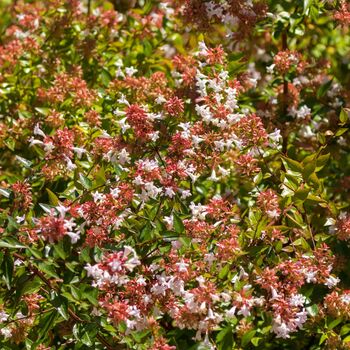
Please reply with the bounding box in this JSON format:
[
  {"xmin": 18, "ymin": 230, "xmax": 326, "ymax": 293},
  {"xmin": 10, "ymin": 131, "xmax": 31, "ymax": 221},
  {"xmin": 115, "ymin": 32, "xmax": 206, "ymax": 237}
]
[{"xmin": 1, "ymin": 0, "xmax": 350, "ymax": 349}]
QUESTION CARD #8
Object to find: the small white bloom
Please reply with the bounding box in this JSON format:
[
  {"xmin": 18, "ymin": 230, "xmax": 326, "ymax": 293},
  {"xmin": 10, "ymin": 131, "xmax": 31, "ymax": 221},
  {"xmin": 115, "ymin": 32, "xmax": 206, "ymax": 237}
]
[
  {"xmin": 325, "ymin": 276, "xmax": 340, "ymax": 288},
  {"xmin": 125, "ymin": 66, "xmax": 138, "ymax": 77},
  {"xmin": 34, "ymin": 124, "xmax": 46, "ymax": 138},
  {"xmin": 155, "ymin": 95, "xmax": 166, "ymax": 104},
  {"xmin": 0, "ymin": 327, "xmax": 12, "ymax": 339},
  {"xmin": 0, "ymin": 310, "xmax": 9, "ymax": 322},
  {"xmin": 92, "ymin": 191, "xmax": 105, "ymax": 203},
  {"xmin": 16, "ymin": 215, "xmax": 26, "ymax": 223},
  {"xmin": 67, "ymin": 231, "xmax": 80, "ymax": 244}
]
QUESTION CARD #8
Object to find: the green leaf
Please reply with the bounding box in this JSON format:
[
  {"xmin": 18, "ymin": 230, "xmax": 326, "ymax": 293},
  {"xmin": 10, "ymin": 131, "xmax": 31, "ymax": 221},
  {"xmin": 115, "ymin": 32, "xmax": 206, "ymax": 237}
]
[
  {"xmin": 70, "ymin": 285, "xmax": 82, "ymax": 300},
  {"xmin": 35, "ymin": 107, "xmax": 50, "ymax": 116},
  {"xmin": 241, "ymin": 330, "xmax": 256, "ymax": 347},
  {"xmin": 79, "ymin": 246, "xmax": 91, "ymax": 263},
  {"xmin": 83, "ymin": 288, "xmax": 98, "ymax": 306},
  {"xmin": 218, "ymin": 264, "xmax": 230, "ymax": 279},
  {"xmin": 308, "ymin": 173, "xmax": 321, "ymax": 190},
  {"xmin": 340, "ymin": 324, "xmax": 350, "ymax": 336},
  {"xmin": 79, "ymin": 173, "xmax": 92, "ymax": 190},
  {"xmin": 46, "ymin": 188, "xmax": 59, "ymax": 206},
  {"xmin": 16, "ymin": 155, "xmax": 33, "ymax": 168},
  {"xmin": 316, "ymin": 79, "xmax": 333, "ymax": 98},
  {"xmin": 4, "ymin": 137, "xmax": 15, "ymax": 151},
  {"xmin": 173, "ymin": 213, "xmax": 185, "ymax": 234},
  {"xmin": 303, "ymin": 0, "xmax": 313, "ymax": 14},
  {"xmin": 101, "ymin": 68, "xmax": 112, "ymax": 87},
  {"xmin": 21, "ymin": 277, "xmax": 43, "ymax": 296},
  {"xmin": 54, "ymin": 240, "xmax": 67, "ymax": 260},
  {"xmin": 81, "ymin": 330, "xmax": 93, "ymax": 346},
  {"xmin": 0, "ymin": 238, "xmax": 26, "ymax": 249},
  {"xmin": 38, "ymin": 310, "xmax": 57, "ymax": 340},
  {"xmin": 303, "ymin": 162, "xmax": 316, "ymax": 181},
  {"xmin": 340, "ymin": 108, "xmax": 349, "ymax": 124},
  {"xmin": 216, "ymin": 325, "xmax": 233, "ymax": 350},
  {"xmin": 143, "ymin": 39, "xmax": 153, "ymax": 56},
  {"xmin": 335, "ymin": 128, "xmax": 348, "ymax": 137},
  {"xmin": 328, "ymin": 318, "xmax": 342, "ymax": 330},
  {"xmin": 319, "ymin": 333, "xmax": 328, "ymax": 345},
  {"xmin": 251, "ymin": 337, "xmax": 261, "ymax": 347},
  {"xmin": 38, "ymin": 261, "xmax": 60, "ymax": 279},
  {"xmin": 282, "ymin": 156, "xmax": 303, "ymax": 173},
  {"xmin": 294, "ymin": 187, "xmax": 309, "ymax": 201},
  {"xmin": 0, "ymin": 188, "xmax": 11, "ymax": 198},
  {"xmin": 95, "ymin": 165, "xmax": 106, "ymax": 186},
  {"xmin": 58, "ymin": 303, "xmax": 69, "ymax": 321},
  {"xmin": 316, "ymin": 153, "xmax": 330, "ymax": 171},
  {"xmin": 2, "ymin": 254, "xmax": 13, "ymax": 289}
]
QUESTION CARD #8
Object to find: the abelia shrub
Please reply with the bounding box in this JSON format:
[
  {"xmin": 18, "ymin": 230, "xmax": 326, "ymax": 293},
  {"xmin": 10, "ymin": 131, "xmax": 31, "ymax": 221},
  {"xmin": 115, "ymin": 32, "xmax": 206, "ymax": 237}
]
[{"xmin": 0, "ymin": 0, "xmax": 350, "ymax": 350}]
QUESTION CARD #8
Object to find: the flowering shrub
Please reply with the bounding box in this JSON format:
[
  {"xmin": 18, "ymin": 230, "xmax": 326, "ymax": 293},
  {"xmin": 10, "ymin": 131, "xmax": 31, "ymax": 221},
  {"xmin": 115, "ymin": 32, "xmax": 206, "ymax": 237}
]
[{"xmin": 1, "ymin": 0, "xmax": 350, "ymax": 349}]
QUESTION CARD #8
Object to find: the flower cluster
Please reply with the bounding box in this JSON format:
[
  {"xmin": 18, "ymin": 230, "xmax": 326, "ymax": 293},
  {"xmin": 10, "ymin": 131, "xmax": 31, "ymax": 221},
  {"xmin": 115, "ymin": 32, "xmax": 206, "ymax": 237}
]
[{"xmin": 0, "ymin": 0, "xmax": 350, "ymax": 349}]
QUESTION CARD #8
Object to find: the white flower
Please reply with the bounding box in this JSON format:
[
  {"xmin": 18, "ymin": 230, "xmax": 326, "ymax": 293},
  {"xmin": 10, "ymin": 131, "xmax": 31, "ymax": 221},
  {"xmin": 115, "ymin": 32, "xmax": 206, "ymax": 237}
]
[
  {"xmin": 136, "ymin": 276, "xmax": 147, "ymax": 286},
  {"xmin": 272, "ymin": 315, "xmax": 291, "ymax": 339},
  {"xmin": 189, "ymin": 202, "xmax": 208, "ymax": 220},
  {"xmin": 218, "ymin": 165, "xmax": 230, "ymax": 177},
  {"xmin": 267, "ymin": 209, "xmax": 280, "ymax": 219},
  {"xmin": 150, "ymin": 131, "xmax": 160, "ymax": 142},
  {"xmin": 117, "ymin": 94, "xmax": 130, "ymax": 106},
  {"xmin": 114, "ymin": 108, "xmax": 126, "ymax": 116},
  {"xmin": 28, "ymin": 137, "xmax": 44, "ymax": 147},
  {"xmin": 85, "ymin": 263, "xmax": 99, "ymax": 278},
  {"xmin": 208, "ymin": 169, "xmax": 219, "ymax": 182},
  {"xmin": 198, "ymin": 41, "xmax": 208, "ymax": 56},
  {"xmin": 196, "ymin": 276, "xmax": 206, "ymax": 287},
  {"xmin": 65, "ymin": 156, "xmax": 76, "ymax": 171},
  {"xmin": 73, "ymin": 147, "xmax": 86, "ymax": 159},
  {"xmin": 237, "ymin": 304, "xmax": 251, "ymax": 317},
  {"xmin": 155, "ymin": 95, "xmax": 166, "ymax": 104},
  {"xmin": 325, "ymin": 276, "xmax": 340, "ymax": 288},
  {"xmin": 67, "ymin": 231, "xmax": 80, "ymax": 244},
  {"xmin": 271, "ymin": 287, "xmax": 280, "ymax": 300},
  {"xmin": 43, "ymin": 141, "xmax": 55, "ymax": 153},
  {"xmin": 267, "ymin": 63, "xmax": 275, "ymax": 74},
  {"xmin": 341, "ymin": 294, "xmax": 350, "ymax": 305},
  {"xmin": 297, "ymin": 105, "xmax": 311, "ymax": 119},
  {"xmin": 56, "ymin": 204, "xmax": 69, "ymax": 218},
  {"xmin": 14, "ymin": 259, "xmax": 23, "ymax": 266},
  {"xmin": 175, "ymin": 260, "xmax": 189, "ymax": 273},
  {"xmin": 110, "ymin": 187, "xmax": 121, "ymax": 198},
  {"xmin": 225, "ymin": 88, "xmax": 238, "ymax": 111},
  {"xmin": 34, "ymin": 124, "xmax": 46, "ymax": 138},
  {"xmin": 204, "ymin": 253, "xmax": 216, "ymax": 265},
  {"xmin": 91, "ymin": 307, "xmax": 102, "ymax": 316},
  {"xmin": 226, "ymin": 306, "xmax": 236, "ymax": 318},
  {"xmin": 269, "ymin": 128, "xmax": 282, "ymax": 143},
  {"xmin": 171, "ymin": 240, "xmax": 182, "ymax": 250},
  {"xmin": 180, "ymin": 189, "xmax": 191, "ymax": 199},
  {"xmin": 15, "ymin": 312, "xmax": 24, "ymax": 319},
  {"xmin": 294, "ymin": 309, "xmax": 308, "ymax": 329},
  {"xmin": 16, "ymin": 215, "xmax": 26, "ymax": 223},
  {"xmin": 0, "ymin": 327, "xmax": 12, "ymax": 339},
  {"xmin": 0, "ymin": 310, "xmax": 9, "ymax": 322},
  {"xmin": 125, "ymin": 66, "xmax": 138, "ymax": 77},
  {"xmin": 118, "ymin": 148, "xmax": 131, "ymax": 165},
  {"xmin": 304, "ymin": 270, "xmax": 317, "ymax": 283},
  {"xmin": 163, "ymin": 215, "xmax": 173, "ymax": 229},
  {"xmin": 92, "ymin": 191, "xmax": 105, "ymax": 203},
  {"xmin": 133, "ymin": 175, "xmax": 144, "ymax": 186},
  {"xmin": 289, "ymin": 294, "xmax": 306, "ymax": 307}
]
